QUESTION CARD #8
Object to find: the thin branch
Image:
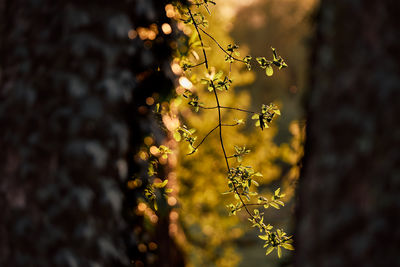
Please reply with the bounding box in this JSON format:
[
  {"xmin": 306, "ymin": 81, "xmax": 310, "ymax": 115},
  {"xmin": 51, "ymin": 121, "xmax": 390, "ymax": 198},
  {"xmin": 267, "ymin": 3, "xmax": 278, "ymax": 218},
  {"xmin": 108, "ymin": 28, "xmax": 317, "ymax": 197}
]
[
  {"xmin": 221, "ymin": 123, "xmax": 240, "ymax": 127},
  {"xmin": 221, "ymin": 106, "xmax": 256, "ymax": 114},
  {"xmin": 232, "ymin": 203, "xmax": 277, "ymax": 213},
  {"xmin": 187, "ymin": 123, "xmax": 239, "ymax": 156},
  {"xmin": 199, "ymin": 106, "xmax": 218, "ymax": 110},
  {"xmin": 188, "ymin": 8, "xmax": 268, "ymax": 233},
  {"xmin": 238, "ymin": 203, "xmax": 267, "ymax": 207},
  {"xmin": 198, "ymin": 27, "xmax": 247, "ymax": 64},
  {"xmin": 211, "ymin": 81, "xmax": 266, "ymax": 230},
  {"xmin": 187, "ymin": 124, "xmax": 219, "ymax": 155},
  {"xmin": 188, "ymin": 8, "xmax": 208, "ymax": 70},
  {"xmin": 211, "ymin": 81, "xmax": 230, "ymax": 170},
  {"xmin": 203, "ymin": 2, "xmax": 211, "ymax": 14},
  {"xmin": 200, "ymin": 105, "xmax": 256, "ymax": 114},
  {"xmin": 187, "ymin": 61, "xmax": 206, "ymax": 69}
]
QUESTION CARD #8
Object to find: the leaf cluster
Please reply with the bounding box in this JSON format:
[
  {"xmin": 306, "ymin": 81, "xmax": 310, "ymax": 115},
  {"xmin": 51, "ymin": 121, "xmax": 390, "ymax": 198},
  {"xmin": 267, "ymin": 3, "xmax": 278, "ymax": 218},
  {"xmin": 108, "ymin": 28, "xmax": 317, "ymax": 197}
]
[
  {"xmin": 256, "ymin": 47, "xmax": 288, "ymax": 76},
  {"xmin": 161, "ymin": 0, "xmax": 294, "ymax": 261},
  {"xmin": 251, "ymin": 103, "xmax": 281, "ymax": 130},
  {"xmin": 201, "ymin": 70, "xmax": 232, "ymax": 92},
  {"xmin": 144, "ymin": 179, "xmax": 172, "ymax": 211}
]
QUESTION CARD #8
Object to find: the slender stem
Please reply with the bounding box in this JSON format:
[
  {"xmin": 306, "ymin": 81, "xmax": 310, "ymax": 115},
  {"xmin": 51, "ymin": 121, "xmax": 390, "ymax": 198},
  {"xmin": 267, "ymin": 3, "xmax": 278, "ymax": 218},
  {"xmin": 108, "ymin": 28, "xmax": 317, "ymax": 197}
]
[
  {"xmin": 199, "ymin": 106, "xmax": 218, "ymax": 110},
  {"xmin": 187, "ymin": 123, "xmax": 239, "ymax": 156},
  {"xmin": 200, "ymin": 105, "xmax": 256, "ymax": 114},
  {"xmin": 211, "ymin": 81, "xmax": 230, "ymax": 170},
  {"xmin": 198, "ymin": 27, "xmax": 247, "ymax": 64},
  {"xmin": 240, "ymin": 203, "xmax": 267, "ymax": 207},
  {"xmin": 203, "ymin": 2, "xmax": 211, "ymax": 14},
  {"xmin": 221, "ymin": 123, "xmax": 240, "ymax": 127},
  {"xmin": 187, "ymin": 124, "xmax": 219, "ymax": 155},
  {"xmin": 188, "ymin": 8, "xmax": 208, "ymax": 70},
  {"xmin": 211, "ymin": 82, "xmax": 263, "ymax": 228},
  {"xmin": 232, "ymin": 203, "xmax": 267, "ymax": 211},
  {"xmin": 188, "ymin": 6, "xmax": 267, "ymax": 233},
  {"xmin": 188, "ymin": 61, "xmax": 206, "ymax": 69},
  {"xmin": 221, "ymin": 106, "xmax": 256, "ymax": 114}
]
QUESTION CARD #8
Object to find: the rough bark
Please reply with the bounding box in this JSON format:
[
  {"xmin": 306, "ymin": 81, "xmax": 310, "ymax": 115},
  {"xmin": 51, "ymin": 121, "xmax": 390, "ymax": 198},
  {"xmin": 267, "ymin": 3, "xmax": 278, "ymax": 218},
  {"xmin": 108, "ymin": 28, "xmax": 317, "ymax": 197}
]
[
  {"xmin": 296, "ymin": 1, "xmax": 400, "ymax": 266},
  {"xmin": 0, "ymin": 0, "xmax": 184, "ymax": 266}
]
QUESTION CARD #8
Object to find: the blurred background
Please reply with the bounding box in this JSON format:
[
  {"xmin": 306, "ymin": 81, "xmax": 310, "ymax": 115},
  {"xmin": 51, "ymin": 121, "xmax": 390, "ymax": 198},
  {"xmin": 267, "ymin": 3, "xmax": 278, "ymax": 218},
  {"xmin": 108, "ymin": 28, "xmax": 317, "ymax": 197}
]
[
  {"xmin": 0, "ymin": 0, "xmax": 313, "ymax": 266},
  {"xmin": 170, "ymin": 0, "xmax": 315, "ymax": 266},
  {"xmin": 2, "ymin": 0, "xmax": 399, "ymax": 266}
]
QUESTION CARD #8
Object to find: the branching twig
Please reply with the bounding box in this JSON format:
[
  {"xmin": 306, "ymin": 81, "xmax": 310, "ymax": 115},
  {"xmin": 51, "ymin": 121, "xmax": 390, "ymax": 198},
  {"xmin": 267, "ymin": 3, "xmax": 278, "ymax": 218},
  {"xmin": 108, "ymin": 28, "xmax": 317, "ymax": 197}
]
[
  {"xmin": 187, "ymin": 123, "xmax": 239, "ymax": 155},
  {"xmin": 211, "ymin": 81, "xmax": 230, "ymax": 170},
  {"xmin": 188, "ymin": 5, "xmax": 268, "ymax": 233},
  {"xmin": 221, "ymin": 106, "xmax": 256, "ymax": 114},
  {"xmin": 187, "ymin": 124, "xmax": 219, "ymax": 155},
  {"xmin": 200, "ymin": 105, "xmax": 256, "ymax": 114},
  {"xmin": 187, "ymin": 61, "xmax": 206, "ymax": 69},
  {"xmin": 221, "ymin": 123, "xmax": 240, "ymax": 127},
  {"xmin": 188, "ymin": 8, "xmax": 209, "ymax": 70},
  {"xmin": 198, "ymin": 27, "xmax": 247, "ymax": 64},
  {"xmin": 210, "ymin": 81, "xmax": 265, "ymax": 230}
]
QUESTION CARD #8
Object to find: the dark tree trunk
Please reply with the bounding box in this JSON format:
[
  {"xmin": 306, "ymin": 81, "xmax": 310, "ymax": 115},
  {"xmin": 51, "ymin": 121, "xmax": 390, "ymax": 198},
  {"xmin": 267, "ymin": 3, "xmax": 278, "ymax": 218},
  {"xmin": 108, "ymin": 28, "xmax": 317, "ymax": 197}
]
[
  {"xmin": 296, "ymin": 1, "xmax": 400, "ymax": 266},
  {"xmin": 0, "ymin": 0, "xmax": 185, "ymax": 266}
]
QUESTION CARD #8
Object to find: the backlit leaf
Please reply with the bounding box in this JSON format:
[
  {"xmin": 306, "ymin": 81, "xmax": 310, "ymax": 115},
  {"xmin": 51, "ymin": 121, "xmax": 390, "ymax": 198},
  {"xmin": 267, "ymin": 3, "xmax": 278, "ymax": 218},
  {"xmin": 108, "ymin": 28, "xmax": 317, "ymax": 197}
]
[
  {"xmin": 281, "ymin": 243, "xmax": 294, "ymax": 250},
  {"xmin": 266, "ymin": 246, "xmax": 274, "ymax": 255},
  {"xmin": 266, "ymin": 65, "xmax": 273, "ymax": 76},
  {"xmin": 154, "ymin": 179, "xmax": 168, "ymax": 188}
]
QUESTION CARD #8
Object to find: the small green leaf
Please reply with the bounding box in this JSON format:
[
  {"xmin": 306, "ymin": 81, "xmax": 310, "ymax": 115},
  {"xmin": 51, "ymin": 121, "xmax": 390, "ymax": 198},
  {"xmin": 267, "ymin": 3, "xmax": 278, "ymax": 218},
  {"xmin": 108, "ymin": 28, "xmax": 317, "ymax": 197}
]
[
  {"xmin": 256, "ymin": 57, "xmax": 266, "ymax": 65},
  {"xmin": 154, "ymin": 179, "xmax": 168, "ymax": 188},
  {"xmin": 277, "ymin": 229, "xmax": 282, "ymax": 237},
  {"xmin": 274, "ymin": 188, "xmax": 281, "ymax": 196},
  {"xmin": 266, "ymin": 65, "xmax": 273, "ymax": 76},
  {"xmin": 251, "ymin": 180, "xmax": 259, "ymax": 187},
  {"xmin": 270, "ymin": 202, "xmax": 280, "ymax": 209},
  {"xmin": 189, "ymin": 32, "xmax": 198, "ymax": 44},
  {"xmin": 214, "ymin": 70, "xmax": 223, "ymax": 79},
  {"xmin": 235, "ymin": 118, "xmax": 244, "ymax": 124},
  {"xmin": 173, "ymin": 131, "xmax": 181, "ymax": 142},
  {"xmin": 191, "ymin": 40, "xmax": 202, "ymax": 48},
  {"xmin": 148, "ymin": 163, "xmax": 156, "ymax": 177},
  {"xmin": 271, "ymin": 47, "xmax": 278, "ymax": 61},
  {"xmin": 266, "ymin": 246, "xmax": 274, "ymax": 255},
  {"xmin": 258, "ymin": 235, "xmax": 268, "ymax": 240},
  {"xmin": 281, "ymin": 243, "xmax": 294, "ymax": 250},
  {"xmin": 153, "ymin": 201, "xmax": 158, "ymax": 211}
]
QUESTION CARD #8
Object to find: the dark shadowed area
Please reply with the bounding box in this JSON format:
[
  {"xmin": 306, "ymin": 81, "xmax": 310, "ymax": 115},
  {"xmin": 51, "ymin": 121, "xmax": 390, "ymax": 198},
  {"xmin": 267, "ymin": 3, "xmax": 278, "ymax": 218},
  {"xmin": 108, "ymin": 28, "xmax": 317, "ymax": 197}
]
[{"xmin": 1, "ymin": 0, "xmax": 399, "ymax": 267}]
